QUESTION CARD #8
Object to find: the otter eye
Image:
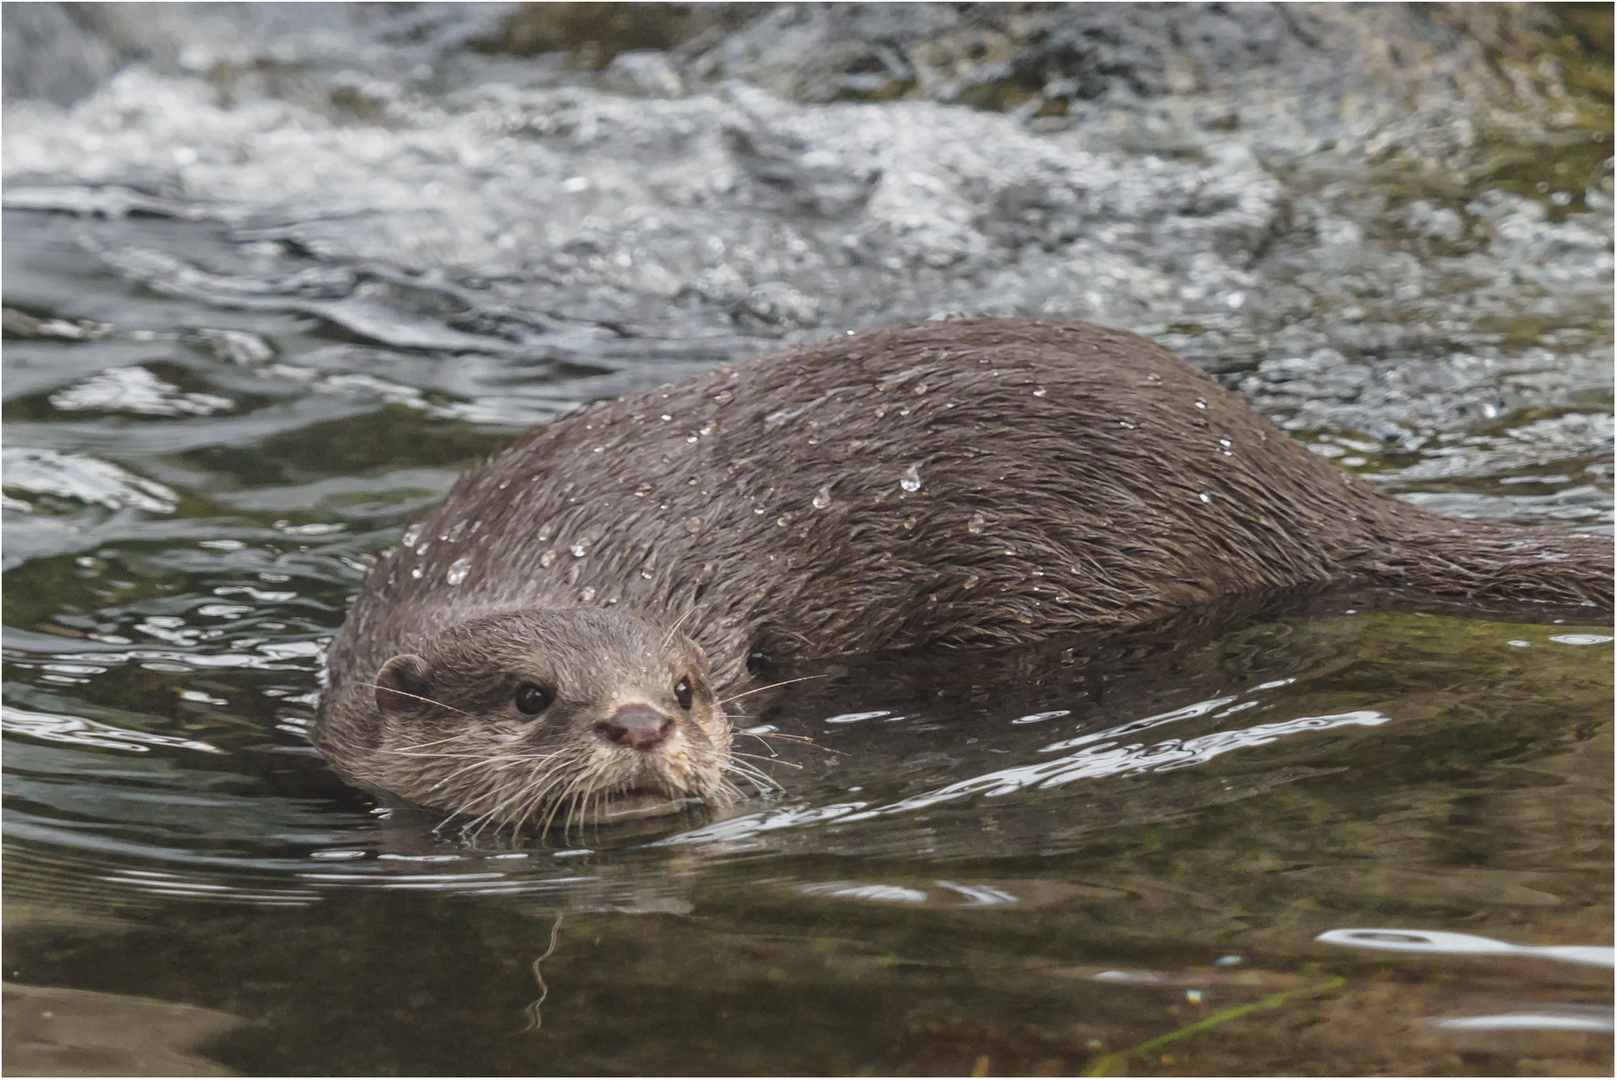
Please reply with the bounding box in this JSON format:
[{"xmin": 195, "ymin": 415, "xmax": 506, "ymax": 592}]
[
  {"xmin": 514, "ymin": 682, "xmax": 554, "ymax": 716},
  {"xmin": 674, "ymin": 675, "xmax": 694, "ymax": 710}
]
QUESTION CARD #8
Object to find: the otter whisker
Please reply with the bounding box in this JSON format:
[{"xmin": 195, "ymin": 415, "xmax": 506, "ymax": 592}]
[
  {"xmin": 389, "ymin": 732, "xmax": 486, "ymax": 753},
  {"xmin": 473, "ymin": 752, "xmax": 579, "ymax": 836},
  {"xmin": 357, "ymin": 682, "xmax": 476, "ymax": 718},
  {"xmin": 717, "ymin": 674, "xmax": 829, "ymax": 705},
  {"xmin": 504, "ymin": 763, "xmax": 575, "ymax": 840},
  {"xmin": 433, "ymin": 747, "xmax": 565, "ymax": 792},
  {"xmin": 722, "ymin": 757, "xmax": 783, "ymax": 792},
  {"xmin": 729, "ymin": 727, "xmax": 821, "ymax": 745},
  {"xmin": 731, "ymin": 750, "xmax": 802, "ymax": 770}
]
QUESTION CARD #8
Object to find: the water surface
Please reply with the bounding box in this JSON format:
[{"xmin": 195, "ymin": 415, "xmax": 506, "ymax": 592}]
[{"xmin": 3, "ymin": 5, "xmax": 1612, "ymax": 1075}]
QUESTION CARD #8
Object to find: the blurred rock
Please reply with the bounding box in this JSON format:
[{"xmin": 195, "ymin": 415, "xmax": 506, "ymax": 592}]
[{"xmin": 3, "ymin": 984, "xmax": 242, "ymax": 1076}]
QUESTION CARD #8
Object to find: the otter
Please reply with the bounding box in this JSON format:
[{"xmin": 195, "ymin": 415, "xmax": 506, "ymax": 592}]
[{"xmin": 313, "ymin": 318, "xmax": 1613, "ymax": 829}]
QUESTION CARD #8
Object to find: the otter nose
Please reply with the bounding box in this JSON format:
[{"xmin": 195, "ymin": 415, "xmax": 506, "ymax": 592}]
[{"xmin": 593, "ymin": 705, "xmax": 675, "ymax": 751}]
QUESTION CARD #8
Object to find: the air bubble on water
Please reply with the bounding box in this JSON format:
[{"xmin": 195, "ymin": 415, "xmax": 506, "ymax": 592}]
[
  {"xmin": 401, "ymin": 523, "xmax": 424, "ymax": 547},
  {"xmin": 812, "ymin": 484, "xmax": 832, "ymax": 509},
  {"xmin": 539, "ymin": 550, "xmax": 557, "ymax": 568},
  {"xmin": 900, "ymin": 463, "xmax": 922, "ymax": 493},
  {"xmin": 967, "ymin": 512, "xmax": 986, "ymax": 534},
  {"xmin": 445, "ymin": 557, "xmax": 471, "ymax": 585}
]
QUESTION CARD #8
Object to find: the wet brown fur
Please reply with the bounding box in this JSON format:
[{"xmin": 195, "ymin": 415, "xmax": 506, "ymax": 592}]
[{"xmin": 315, "ymin": 318, "xmax": 1614, "ymax": 823}]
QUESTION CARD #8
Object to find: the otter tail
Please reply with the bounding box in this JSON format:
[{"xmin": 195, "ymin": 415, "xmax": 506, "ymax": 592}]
[{"xmin": 1346, "ymin": 509, "xmax": 1614, "ymax": 615}]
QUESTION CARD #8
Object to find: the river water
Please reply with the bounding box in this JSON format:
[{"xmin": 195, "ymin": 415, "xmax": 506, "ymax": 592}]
[{"xmin": 2, "ymin": 4, "xmax": 1612, "ymax": 1075}]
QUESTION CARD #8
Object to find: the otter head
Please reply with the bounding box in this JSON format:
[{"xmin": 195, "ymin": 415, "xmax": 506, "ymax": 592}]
[{"xmin": 364, "ymin": 609, "xmax": 735, "ymax": 832}]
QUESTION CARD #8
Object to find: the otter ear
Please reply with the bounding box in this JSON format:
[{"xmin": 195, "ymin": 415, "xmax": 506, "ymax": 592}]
[{"xmin": 375, "ymin": 654, "xmax": 432, "ymax": 716}]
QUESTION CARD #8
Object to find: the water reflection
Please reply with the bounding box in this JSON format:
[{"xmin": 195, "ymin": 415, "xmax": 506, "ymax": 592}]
[{"xmin": 1317, "ymin": 928, "xmax": 1614, "ymax": 968}]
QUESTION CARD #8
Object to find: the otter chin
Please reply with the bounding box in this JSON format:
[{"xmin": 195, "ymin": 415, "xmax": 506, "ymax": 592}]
[
  {"xmin": 319, "ymin": 609, "xmax": 740, "ymax": 834},
  {"xmin": 314, "ymin": 318, "xmax": 1613, "ymax": 832}
]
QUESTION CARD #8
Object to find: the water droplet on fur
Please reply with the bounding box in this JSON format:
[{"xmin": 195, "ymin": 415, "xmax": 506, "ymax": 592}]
[
  {"xmin": 900, "ymin": 463, "xmax": 922, "ymax": 493},
  {"xmin": 967, "ymin": 512, "xmax": 986, "ymax": 535},
  {"xmin": 416, "ymin": 540, "xmax": 431, "ymax": 555},
  {"xmin": 1199, "ymin": 492, "xmax": 1213, "ymax": 503},
  {"xmin": 409, "ymin": 566, "xmax": 423, "ymax": 579},
  {"xmin": 1195, "ymin": 399, "xmax": 1208, "ymax": 409},
  {"xmin": 713, "ymin": 391, "xmax": 734, "ymax": 405},
  {"xmin": 686, "ymin": 435, "xmax": 698, "ymax": 444},
  {"xmin": 539, "ymin": 550, "xmax": 557, "ymax": 568},
  {"xmin": 1119, "ymin": 419, "xmax": 1137, "ymax": 429},
  {"xmin": 443, "ymin": 520, "xmax": 466, "ymax": 543},
  {"xmin": 445, "ymin": 557, "xmax": 471, "ymax": 585},
  {"xmin": 1033, "ymin": 386, "xmax": 1046, "ymax": 397},
  {"xmin": 699, "ymin": 422, "xmax": 716, "ymax": 436},
  {"xmin": 571, "ymin": 541, "xmax": 590, "ymax": 558},
  {"xmin": 536, "ymin": 523, "xmax": 554, "ymax": 542},
  {"xmin": 812, "ymin": 484, "xmax": 832, "ymax": 509},
  {"xmin": 580, "ymin": 586, "xmax": 596, "ymax": 602},
  {"xmin": 903, "ymin": 515, "xmax": 917, "ymax": 530},
  {"xmin": 962, "ymin": 575, "xmax": 980, "ymax": 590},
  {"xmin": 592, "ymin": 445, "xmax": 605, "ymax": 453},
  {"xmin": 684, "ymin": 516, "xmax": 702, "ymax": 533},
  {"xmin": 876, "ymin": 366, "xmax": 922, "ymax": 392},
  {"xmin": 400, "ymin": 523, "xmax": 424, "ymax": 547},
  {"xmin": 634, "ymin": 484, "xmax": 652, "ymax": 497},
  {"xmin": 776, "ymin": 514, "xmax": 793, "ymax": 528}
]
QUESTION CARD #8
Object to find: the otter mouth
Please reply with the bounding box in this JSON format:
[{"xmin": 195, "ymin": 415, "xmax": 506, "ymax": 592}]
[{"xmin": 581, "ymin": 786, "xmax": 701, "ymax": 823}]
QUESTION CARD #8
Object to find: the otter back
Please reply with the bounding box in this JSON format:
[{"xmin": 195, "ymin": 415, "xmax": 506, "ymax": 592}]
[{"xmin": 322, "ymin": 318, "xmax": 1614, "ymax": 715}]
